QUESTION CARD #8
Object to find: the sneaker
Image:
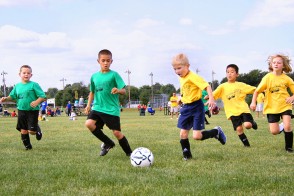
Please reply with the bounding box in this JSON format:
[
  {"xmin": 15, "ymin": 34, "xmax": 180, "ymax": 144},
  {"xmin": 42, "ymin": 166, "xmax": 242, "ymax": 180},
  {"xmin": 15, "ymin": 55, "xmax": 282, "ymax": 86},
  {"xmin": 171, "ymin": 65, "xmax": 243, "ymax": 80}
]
[
  {"xmin": 279, "ymin": 122, "xmax": 284, "ymax": 133},
  {"xmin": 36, "ymin": 125, "xmax": 42, "ymax": 141},
  {"xmin": 214, "ymin": 126, "xmax": 226, "ymax": 145},
  {"xmin": 252, "ymin": 121, "xmax": 258, "ymax": 130},
  {"xmin": 100, "ymin": 142, "xmax": 115, "ymax": 156},
  {"xmin": 183, "ymin": 148, "xmax": 192, "ymax": 160},
  {"xmin": 286, "ymin": 148, "xmax": 293, "ymax": 153},
  {"xmin": 25, "ymin": 145, "xmax": 32, "ymax": 150}
]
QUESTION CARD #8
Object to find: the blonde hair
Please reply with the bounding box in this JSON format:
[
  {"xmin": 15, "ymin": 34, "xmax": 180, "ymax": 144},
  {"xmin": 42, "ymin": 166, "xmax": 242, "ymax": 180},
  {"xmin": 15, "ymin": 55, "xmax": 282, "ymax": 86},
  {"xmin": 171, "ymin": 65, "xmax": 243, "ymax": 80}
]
[
  {"xmin": 267, "ymin": 54, "xmax": 292, "ymax": 73},
  {"xmin": 172, "ymin": 53, "xmax": 190, "ymax": 66}
]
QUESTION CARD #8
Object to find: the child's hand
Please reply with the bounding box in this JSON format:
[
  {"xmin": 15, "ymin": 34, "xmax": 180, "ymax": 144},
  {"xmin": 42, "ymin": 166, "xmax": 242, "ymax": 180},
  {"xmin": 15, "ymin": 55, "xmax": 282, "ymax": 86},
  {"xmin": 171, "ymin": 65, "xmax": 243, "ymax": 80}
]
[
  {"xmin": 111, "ymin": 87, "xmax": 119, "ymax": 94},
  {"xmin": 285, "ymin": 96, "xmax": 294, "ymax": 104},
  {"xmin": 30, "ymin": 101, "xmax": 38, "ymax": 108},
  {"xmin": 84, "ymin": 106, "xmax": 91, "ymax": 115},
  {"xmin": 250, "ymin": 103, "xmax": 256, "ymax": 111},
  {"xmin": 0, "ymin": 97, "xmax": 7, "ymax": 102}
]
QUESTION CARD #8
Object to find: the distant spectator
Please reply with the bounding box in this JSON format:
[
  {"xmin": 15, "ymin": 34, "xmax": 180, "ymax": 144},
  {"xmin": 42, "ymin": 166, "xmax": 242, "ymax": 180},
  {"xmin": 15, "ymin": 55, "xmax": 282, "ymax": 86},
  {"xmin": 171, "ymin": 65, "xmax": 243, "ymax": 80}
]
[{"xmin": 11, "ymin": 110, "xmax": 17, "ymax": 117}]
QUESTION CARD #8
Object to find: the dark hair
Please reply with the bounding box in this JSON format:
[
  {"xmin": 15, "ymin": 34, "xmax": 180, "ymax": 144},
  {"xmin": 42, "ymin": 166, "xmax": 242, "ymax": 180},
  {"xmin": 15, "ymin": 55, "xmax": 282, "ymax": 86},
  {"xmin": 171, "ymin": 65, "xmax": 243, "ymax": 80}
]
[
  {"xmin": 226, "ymin": 64, "xmax": 239, "ymax": 74},
  {"xmin": 98, "ymin": 49, "xmax": 112, "ymax": 58},
  {"xmin": 20, "ymin": 65, "xmax": 32, "ymax": 72}
]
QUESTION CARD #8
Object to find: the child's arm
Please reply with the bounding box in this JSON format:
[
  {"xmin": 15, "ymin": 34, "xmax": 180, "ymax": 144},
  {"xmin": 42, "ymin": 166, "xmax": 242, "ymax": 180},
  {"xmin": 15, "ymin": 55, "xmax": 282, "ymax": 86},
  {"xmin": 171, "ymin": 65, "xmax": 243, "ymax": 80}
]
[
  {"xmin": 30, "ymin": 97, "xmax": 46, "ymax": 108},
  {"xmin": 205, "ymin": 85, "xmax": 216, "ymax": 109},
  {"xmin": 85, "ymin": 92, "xmax": 94, "ymax": 115},
  {"xmin": 250, "ymin": 91, "xmax": 258, "ymax": 111},
  {"xmin": 111, "ymin": 87, "xmax": 126, "ymax": 95},
  {"xmin": 0, "ymin": 96, "xmax": 12, "ymax": 103},
  {"xmin": 285, "ymin": 94, "xmax": 294, "ymax": 104}
]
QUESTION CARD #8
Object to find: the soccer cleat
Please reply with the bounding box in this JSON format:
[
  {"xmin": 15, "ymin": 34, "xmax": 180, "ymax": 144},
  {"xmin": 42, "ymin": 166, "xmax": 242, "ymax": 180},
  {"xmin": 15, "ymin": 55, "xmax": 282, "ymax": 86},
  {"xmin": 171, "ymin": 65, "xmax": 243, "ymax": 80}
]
[
  {"xmin": 252, "ymin": 121, "xmax": 258, "ymax": 130},
  {"xmin": 279, "ymin": 122, "xmax": 284, "ymax": 133},
  {"xmin": 100, "ymin": 142, "xmax": 115, "ymax": 156},
  {"xmin": 36, "ymin": 125, "xmax": 42, "ymax": 140},
  {"xmin": 25, "ymin": 145, "xmax": 32, "ymax": 150},
  {"xmin": 214, "ymin": 126, "xmax": 226, "ymax": 145},
  {"xmin": 286, "ymin": 148, "xmax": 293, "ymax": 153},
  {"xmin": 183, "ymin": 148, "xmax": 192, "ymax": 161}
]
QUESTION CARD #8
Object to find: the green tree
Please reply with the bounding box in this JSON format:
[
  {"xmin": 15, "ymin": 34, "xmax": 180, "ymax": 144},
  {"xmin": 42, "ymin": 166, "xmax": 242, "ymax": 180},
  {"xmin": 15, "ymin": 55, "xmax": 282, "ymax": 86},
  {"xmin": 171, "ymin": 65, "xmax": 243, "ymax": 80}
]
[
  {"xmin": 160, "ymin": 84, "xmax": 176, "ymax": 96},
  {"xmin": 46, "ymin": 88, "xmax": 59, "ymax": 98}
]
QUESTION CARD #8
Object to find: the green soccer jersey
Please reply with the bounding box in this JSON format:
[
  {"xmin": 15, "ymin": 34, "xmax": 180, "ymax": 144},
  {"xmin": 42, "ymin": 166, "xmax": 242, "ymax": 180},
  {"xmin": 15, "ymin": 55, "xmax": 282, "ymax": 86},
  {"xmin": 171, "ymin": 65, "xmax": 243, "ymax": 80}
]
[
  {"xmin": 90, "ymin": 70, "xmax": 125, "ymax": 116},
  {"xmin": 9, "ymin": 81, "xmax": 46, "ymax": 111}
]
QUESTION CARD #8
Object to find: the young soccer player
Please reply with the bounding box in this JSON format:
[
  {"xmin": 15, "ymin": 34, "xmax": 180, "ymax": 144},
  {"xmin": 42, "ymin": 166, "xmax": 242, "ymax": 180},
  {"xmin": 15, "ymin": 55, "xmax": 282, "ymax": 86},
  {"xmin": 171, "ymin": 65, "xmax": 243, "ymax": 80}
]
[
  {"xmin": 250, "ymin": 54, "xmax": 294, "ymax": 153},
  {"xmin": 84, "ymin": 49, "xmax": 132, "ymax": 156},
  {"xmin": 0, "ymin": 65, "xmax": 46, "ymax": 150},
  {"xmin": 172, "ymin": 53, "xmax": 226, "ymax": 160},
  {"xmin": 213, "ymin": 64, "xmax": 257, "ymax": 147}
]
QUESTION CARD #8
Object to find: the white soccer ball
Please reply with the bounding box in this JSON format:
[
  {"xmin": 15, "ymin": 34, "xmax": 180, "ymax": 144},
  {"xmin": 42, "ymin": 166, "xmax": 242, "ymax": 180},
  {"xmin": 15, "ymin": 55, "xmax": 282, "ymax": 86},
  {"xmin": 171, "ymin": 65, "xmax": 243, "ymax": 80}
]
[{"xmin": 130, "ymin": 147, "xmax": 154, "ymax": 167}]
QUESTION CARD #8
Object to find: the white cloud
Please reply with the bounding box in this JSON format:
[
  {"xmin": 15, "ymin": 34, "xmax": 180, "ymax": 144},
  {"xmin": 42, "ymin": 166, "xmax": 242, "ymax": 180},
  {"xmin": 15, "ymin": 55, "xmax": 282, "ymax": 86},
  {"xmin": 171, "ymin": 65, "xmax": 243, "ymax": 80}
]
[
  {"xmin": 0, "ymin": 25, "xmax": 72, "ymax": 52},
  {"xmin": 0, "ymin": 0, "xmax": 49, "ymax": 7},
  {"xmin": 135, "ymin": 18, "xmax": 163, "ymax": 28},
  {"xmin": 241, "ymin": 0, "xmax": 294, "ymax": 29},
  {"xmin": 179, "ymin": 18, "xmax": 193, "ymax": 26}
]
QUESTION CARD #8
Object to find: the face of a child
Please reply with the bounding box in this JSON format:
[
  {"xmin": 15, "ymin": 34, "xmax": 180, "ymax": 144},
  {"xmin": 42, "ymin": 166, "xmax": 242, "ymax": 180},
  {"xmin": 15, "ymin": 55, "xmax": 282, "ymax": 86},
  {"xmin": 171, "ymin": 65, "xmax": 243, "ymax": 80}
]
[
  {"xmin": 271, "ymin": 57, "xmax": 284, "ymax": 73},
  {"xmin": 19, "ymin": 67, "xmax": 32, "ymax": 83},
  {"xmin": 172, "ymin": 64, "xmax": 189, "ymax": 78},
  {"xmin": 226, "ymin": 67, "xmax": 238, "ymax": 82},
  {"xmin": 98, "ymin": 54, "xmax": 113, "ymax": 73}
]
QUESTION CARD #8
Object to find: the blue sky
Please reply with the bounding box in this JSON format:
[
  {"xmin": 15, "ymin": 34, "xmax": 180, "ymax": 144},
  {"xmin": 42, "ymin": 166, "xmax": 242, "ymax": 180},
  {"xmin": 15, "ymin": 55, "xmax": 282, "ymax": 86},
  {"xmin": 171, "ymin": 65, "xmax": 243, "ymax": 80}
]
[{"xmin": 0, "ymin": 0, "xmax": 294, "ymax": 91}]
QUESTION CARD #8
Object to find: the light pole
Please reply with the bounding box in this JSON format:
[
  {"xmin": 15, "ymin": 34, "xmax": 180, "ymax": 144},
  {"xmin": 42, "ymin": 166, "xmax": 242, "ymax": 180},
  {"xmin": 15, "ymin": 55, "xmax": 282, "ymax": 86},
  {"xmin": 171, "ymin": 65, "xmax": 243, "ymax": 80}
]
[
  {"xmin": 1, "ymin": 71, "xmax": 8, "ymax": 97},
  {"xmin": 212, "ymin": 70, "xmax": 215, "ymax": 90},
  {"xmin": 60, "ymin": 78, "xmax": 67, "ymax": 89},
  {"xmin": 196, "ymin": 68, "xmax": 200, "ymax": 74},
  {"xmin": 149, "ymin": 72, "xmax": 154, "ymax": 105},
  {"xmin": 125, "ymin": 69, "xmax": 131, "ymax": 108}
]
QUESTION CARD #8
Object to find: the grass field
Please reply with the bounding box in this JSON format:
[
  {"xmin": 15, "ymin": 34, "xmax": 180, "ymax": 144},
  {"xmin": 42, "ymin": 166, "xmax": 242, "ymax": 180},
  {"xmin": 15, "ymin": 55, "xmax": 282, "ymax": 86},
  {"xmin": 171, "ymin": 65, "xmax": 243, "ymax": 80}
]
[{"xmin": 0, "ymin": 109, "xmax": 293, "ymax": 196}]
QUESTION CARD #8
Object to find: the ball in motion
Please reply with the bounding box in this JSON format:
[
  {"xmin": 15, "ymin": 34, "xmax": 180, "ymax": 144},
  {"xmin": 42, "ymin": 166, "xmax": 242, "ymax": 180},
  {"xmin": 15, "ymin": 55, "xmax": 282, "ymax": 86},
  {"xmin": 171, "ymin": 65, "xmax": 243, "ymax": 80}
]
[
  {"xmin": 212, "ymin": 106, "xmax": 220, "ymax": 115},
  {"xmin": 130, "ymin": 147, "xmax": 154, "ymax": 167}
]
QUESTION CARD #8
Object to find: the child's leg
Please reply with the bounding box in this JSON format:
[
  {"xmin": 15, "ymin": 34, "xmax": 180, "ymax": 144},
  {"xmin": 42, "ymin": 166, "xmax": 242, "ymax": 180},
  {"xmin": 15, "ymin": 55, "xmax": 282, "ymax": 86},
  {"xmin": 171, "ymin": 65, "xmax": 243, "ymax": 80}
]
[
  {"xmin": 236, "ymin": 126, "xmax": 250, "ymax": 147},
  {"xmin": 281, "ymin": 116, "xmax": 293, "ymax": 152},
  {"xmin": 113, "ymin": 130, "xmax": 132, "ymax": 156},
  {"xmin": 205, "ymin": 117, "xmax": 209, "ymax": 124},
  {"xmin": 180, "ymin": 129, "xmax": 192, "ymax": 159},
  {"xmin": 193, "ymin": 127, "xmax": 226, "ymax": 145},
  {"xmin": 21, "ymin": 129, "xmax": 32, "ymax": 150}
]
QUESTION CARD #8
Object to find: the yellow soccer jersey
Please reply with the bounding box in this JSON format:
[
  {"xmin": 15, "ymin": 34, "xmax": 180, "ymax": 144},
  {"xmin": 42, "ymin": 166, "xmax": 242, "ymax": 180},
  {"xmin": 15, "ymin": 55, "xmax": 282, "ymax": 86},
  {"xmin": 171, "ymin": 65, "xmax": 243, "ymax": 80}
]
[
  {"xmin": 179, "ymin": 71, "xmax": 209, "ymax": 104},
  {"xmin": 213, "ymin": 82, "xmax": 255, "ymax": 119},
  {"xmin": 170, "ymin": 96, "xmax": 178, "ymax": 107},
  {"xmin": 256, "ymin": 73, "xmax": 294, "ymax": 114},
  {"xmin": 256, "ymin": 93, "xmax": 265, "ymax": 104}
]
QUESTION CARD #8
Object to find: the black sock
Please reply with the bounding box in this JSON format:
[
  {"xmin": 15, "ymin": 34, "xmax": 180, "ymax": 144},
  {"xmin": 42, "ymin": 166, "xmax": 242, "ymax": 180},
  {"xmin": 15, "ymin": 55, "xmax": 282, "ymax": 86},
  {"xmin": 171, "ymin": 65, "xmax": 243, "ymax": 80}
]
[
  {"xmin": 238, "ymin": 133, "xmax": 250, "ymax": 147},
  {"xmin": 91, "ymin": 128, "xmax": 114, "ymax": 146},
  {"xmin": 21, "ymin": 134, "xmax": 32, "ymax": 149},
  {"xmin": 119, "ymin": 136, "xmax": 132, "ymax": 155},
  {"xmin": 201, "ymin": 128, "xmax": 218, "ymax": 140},
  {"xmin": 205, "ymin": 117, "xmax": 209, "ymax": 124},
  {"xmin": 284, "ymin": 131, "xmax": 293, "ymax": 150},
  {"xmin": 180, "ymin": 139, "xmax": 192, "ymax": 157}
]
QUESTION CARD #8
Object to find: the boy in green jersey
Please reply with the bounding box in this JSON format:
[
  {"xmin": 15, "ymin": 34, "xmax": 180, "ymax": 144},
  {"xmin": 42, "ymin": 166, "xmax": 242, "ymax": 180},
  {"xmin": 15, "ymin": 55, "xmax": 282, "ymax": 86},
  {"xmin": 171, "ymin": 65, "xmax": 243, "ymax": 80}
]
[
  {"xmin": 1, "ymin": 65, "xmax": 46, "ymax": 150},
  {"xmin": 85, "ymin": 49, "xmax": 132, "ymax": 157}
]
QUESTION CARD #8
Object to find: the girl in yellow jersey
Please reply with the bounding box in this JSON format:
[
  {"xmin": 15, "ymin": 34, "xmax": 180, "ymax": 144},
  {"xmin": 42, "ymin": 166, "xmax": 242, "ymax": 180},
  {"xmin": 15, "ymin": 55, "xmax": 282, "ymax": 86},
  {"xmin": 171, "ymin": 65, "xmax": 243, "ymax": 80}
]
[
  {"xmin": 250, "ymin": 54, "xmax": 294, "ymax": 153},
  {"xmin": 213, "ymin": 64, "xmax": 257, "ymax": 147},
  {"xmin": 172, "ymin": 53, "xmax": 226, "ymax": 160}
]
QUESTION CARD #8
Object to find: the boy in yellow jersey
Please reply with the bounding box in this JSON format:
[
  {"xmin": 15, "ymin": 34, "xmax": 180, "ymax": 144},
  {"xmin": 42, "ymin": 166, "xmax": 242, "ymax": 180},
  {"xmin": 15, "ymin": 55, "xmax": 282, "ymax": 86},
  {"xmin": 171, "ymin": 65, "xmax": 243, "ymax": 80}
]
[
  {"xmin": 213, "ymin": 64, "xmax": 257, "ymax": 147},
  {"xmin": 169, "ymin": 93, "xmax": 179, "ymax": 119},
  {"xmin": 172, "ymin": 53, "xmax": 226, "ymax": 160},
  {"xmin": 251, "ymin": 54, "xmax": 294, "ymax": 153},
  {"xmin": 256, "ymin": 92, "xmax": 265, "ymax": 118}
]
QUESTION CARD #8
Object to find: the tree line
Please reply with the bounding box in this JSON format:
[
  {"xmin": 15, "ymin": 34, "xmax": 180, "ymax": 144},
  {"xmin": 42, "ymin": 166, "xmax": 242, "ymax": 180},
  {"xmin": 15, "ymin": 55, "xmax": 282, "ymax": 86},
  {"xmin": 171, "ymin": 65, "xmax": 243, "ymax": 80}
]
[{"xmin": 2, "ymin": 69, "xmax": 294, "ymax": 107}]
